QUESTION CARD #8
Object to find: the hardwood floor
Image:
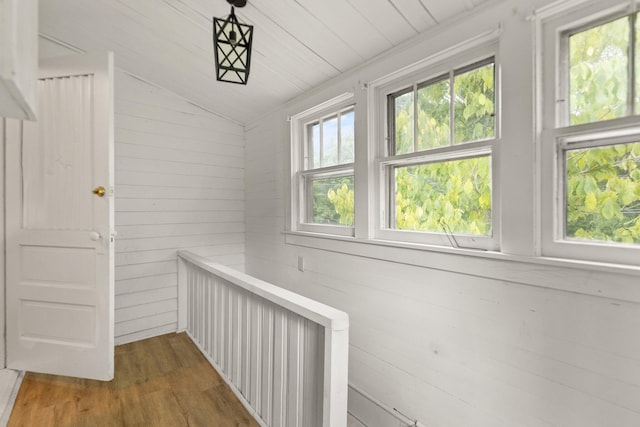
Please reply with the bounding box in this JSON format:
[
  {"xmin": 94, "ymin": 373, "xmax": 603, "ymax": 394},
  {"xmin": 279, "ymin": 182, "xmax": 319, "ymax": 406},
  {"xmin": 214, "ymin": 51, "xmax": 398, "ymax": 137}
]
[{"xmin": 8, "ymin": 333, "xmax": 260, "ymax": 427}]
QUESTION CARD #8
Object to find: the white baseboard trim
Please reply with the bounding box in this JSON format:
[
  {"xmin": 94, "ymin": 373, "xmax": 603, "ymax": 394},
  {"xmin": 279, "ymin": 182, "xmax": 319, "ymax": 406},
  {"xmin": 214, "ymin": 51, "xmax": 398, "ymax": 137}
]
[
  {"xmin": 0, "ymin": 369, "xmax": 24, "ymax": 427},
  {"xmin": 348, "ymin": 384, "xmax": 426, "ymax": 427}
]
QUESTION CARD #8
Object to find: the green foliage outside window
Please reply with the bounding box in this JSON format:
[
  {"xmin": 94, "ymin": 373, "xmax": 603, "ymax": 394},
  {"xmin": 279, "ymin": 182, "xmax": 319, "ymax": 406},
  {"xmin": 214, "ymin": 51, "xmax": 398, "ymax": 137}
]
[
  {"xmin": 566, "ymin": 142, "xmax": 640, "ymax": 243},
  {"xmin": 393, "ymin": 63, "xmax": 494, "ymax": 154},
  {"xmin": 454, "ymin": 64, "xmax": 495, "ymax": 143},
  {"xmin": 395, "ymin": 157, "xmax": 491, "ymax": 235},
  {"xmin": 565, "ymin": 15, "xmax": 640, "ymax": 245},
  {"xmin": 311, "ymin": 176, "xmax": 354, "ymax": 226},
  {"xmin": 569, "ymin": 16, "xmax": 629, "ymax": 125},
  {"xmin": 312, "ymin": 14, "xmax": 640, "ymax": 247},
  {"xmin": 417, "ymin": 79, "xmax": 450, "ymax": 150},
  {"xmin": 394, "ymin": 91, "xmax": 414, "ymax": 155},
  {"xmin": 391, "ymin": 61, "xmax": 495, "ymax": 235},
  {"xmin": 322, "ymin": 60, "xmax": 496, "ymax": 235}
]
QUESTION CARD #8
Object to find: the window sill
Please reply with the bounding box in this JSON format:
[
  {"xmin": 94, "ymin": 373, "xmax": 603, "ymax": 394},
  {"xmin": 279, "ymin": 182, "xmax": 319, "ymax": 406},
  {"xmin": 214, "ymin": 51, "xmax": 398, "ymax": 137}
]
[
  {"xmin": 282, "ymin": 230, "xmax": 640, "ymax": 303},
  {"xmin": 296, "ymin": 223, "xmax": 354, "ymax": 237}
]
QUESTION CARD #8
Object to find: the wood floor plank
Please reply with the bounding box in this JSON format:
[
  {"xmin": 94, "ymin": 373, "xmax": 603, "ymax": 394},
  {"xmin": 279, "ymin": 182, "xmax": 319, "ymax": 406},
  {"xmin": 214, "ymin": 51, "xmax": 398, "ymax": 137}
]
[{"xmin": 8, "ymin": 333, "xmax": 260, "ymax": 427}]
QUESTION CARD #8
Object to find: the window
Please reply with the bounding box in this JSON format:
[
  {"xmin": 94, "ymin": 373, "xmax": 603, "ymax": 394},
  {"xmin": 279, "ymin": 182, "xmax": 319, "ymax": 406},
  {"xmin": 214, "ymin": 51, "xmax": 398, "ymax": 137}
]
[
  {"xmin": 285, "ymin": 2, "xmax": 639, "ymax": 269},
  {"xmin": 564, "ymin": 139, "xmax": 640, "ymax": 244},
  {"xmin": 541, "ymin": 3, "xmax": 640, "ymax": 265},
  {"xmin": 376, "ymin": 53, "xmax": 499, "ymax": 250},
  {"xmin": 290, "ymin": 94, "xmax": 355, "ymax": 236},
  {"xmin": 564, "ymin": 14, "xmax": 637, "ymax": 125}
]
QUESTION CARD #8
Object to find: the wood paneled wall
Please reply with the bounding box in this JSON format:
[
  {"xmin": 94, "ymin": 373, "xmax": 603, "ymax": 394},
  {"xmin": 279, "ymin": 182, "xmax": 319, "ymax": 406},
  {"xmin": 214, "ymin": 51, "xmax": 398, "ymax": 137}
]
[
  {"xmin": 114, "ymin": 71, "xmax": 245, "ymax": 344},
  {"xmin": 246, "ymin": 118, "xmax": 640, "ymax": 427},
  {"xmin": 243, "ymin": 2, "xmax": 640, "ymax": 426}
]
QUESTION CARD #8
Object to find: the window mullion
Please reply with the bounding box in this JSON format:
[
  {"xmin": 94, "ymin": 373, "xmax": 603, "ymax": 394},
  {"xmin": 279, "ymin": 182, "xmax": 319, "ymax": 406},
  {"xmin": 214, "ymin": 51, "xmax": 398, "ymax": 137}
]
[
  {"xmin": 305, "ymin": 175, "xmax": 312, "ymax": 223},
  {"xmin": 387, "ymin": 95, "xmax": 395, "ymax": 156},
  {"xmin": 319, "ymin": 119, "xmax": 324, "ymax": 168},
  {"xmin": 386, "ymin": 165, "xmax": 395, "ymax": 229},
  {"xmin": 337, "ymin": 112, "xmax": 342, "ymax": 164},
  {"xmin": 630, "ymin": 13, "xmax": 636, "ymax": 116},
  {"xmin": 449, "ymin": 70, "xmax": 455, "ymax": 145},
  {"xmin": 413, "ymin": 83, "xmax": 418, "ymax": 153},
  {"xmin": 304, "ymin": 125, "xmax": 310, "ymax": 171}
]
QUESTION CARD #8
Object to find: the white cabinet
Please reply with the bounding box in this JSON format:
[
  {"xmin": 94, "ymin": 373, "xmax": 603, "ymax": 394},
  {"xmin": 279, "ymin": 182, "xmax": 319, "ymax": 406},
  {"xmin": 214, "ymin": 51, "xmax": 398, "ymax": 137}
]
[{"xmin": 0, "ymin": 0, "xmax": 37, "ymax": 120}]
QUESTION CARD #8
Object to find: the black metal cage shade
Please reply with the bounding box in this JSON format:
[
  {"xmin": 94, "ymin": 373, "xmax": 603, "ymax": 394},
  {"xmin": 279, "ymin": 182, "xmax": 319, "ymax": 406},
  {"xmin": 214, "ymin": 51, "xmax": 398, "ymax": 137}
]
[{"xmin": 213, "ymin": 8, "xmax": 253, "ymax": 85}]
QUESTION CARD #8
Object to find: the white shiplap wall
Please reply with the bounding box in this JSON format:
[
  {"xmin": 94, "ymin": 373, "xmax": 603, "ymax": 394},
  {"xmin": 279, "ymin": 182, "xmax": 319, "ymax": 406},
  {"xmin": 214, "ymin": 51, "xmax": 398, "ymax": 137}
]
[
  {"xmin": 37, "ymin": 39, "xmax": 246, "ymax": 347},
  {"xmin": 114, "ymin": 70, "xmax": 245, "ymax": 344},
  {"xmin": 244, "ymin": 1, "xmax": 640, "ymax": 426}
]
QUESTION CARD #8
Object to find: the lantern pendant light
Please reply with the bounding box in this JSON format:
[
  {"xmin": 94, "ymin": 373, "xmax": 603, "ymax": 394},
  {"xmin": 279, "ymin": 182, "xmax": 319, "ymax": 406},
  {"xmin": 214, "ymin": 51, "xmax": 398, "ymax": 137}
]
[{"xmin": 213, "ymin": 0, "xmax": 253, "ymax": 85}]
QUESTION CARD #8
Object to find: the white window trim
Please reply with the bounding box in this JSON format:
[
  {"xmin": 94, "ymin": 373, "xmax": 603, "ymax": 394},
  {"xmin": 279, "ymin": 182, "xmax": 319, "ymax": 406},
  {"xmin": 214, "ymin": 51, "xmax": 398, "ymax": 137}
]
[
  {"xmin": 280, "ymin": 0, "xmax": 640, "ymax": 278},
  {"xmin": 538, "ymin": 0, "xmax": 640, "ymax": 266},
  {"xmin": 368, "ymin": 41, "xmax": 501, "ymax": 251},
  {"xmin": 289, "ymin": 92, "xmax": 355, "ymax": 237}
]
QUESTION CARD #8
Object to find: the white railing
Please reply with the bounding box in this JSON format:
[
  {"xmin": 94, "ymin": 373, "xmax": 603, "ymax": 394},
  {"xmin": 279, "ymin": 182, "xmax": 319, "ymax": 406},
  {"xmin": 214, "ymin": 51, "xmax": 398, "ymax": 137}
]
[{"xmin": 177, "ymin": 250, "xmax": 349, "ymax": 427}]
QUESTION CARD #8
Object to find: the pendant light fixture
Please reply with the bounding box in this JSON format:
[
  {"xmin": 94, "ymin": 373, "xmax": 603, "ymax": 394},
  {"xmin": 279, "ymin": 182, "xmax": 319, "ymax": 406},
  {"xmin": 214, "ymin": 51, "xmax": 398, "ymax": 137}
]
[{"xmin": 213, "ymin": 0, "xmax": 253, "ymax": 85}]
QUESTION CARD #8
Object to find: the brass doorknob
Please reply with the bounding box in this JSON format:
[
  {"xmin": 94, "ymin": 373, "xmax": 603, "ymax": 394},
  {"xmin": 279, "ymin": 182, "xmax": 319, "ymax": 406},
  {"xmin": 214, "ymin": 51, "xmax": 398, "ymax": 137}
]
[{"xmin": 92, "ymin": 186, "xmax": 106, "ymax": 197}]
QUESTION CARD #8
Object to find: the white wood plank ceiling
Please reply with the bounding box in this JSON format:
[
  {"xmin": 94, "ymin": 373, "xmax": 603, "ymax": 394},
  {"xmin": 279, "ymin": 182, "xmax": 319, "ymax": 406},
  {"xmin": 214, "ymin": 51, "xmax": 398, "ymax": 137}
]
[{"xmin": 39, "ymin": 0, "xmax": 488, "ymax": 124}]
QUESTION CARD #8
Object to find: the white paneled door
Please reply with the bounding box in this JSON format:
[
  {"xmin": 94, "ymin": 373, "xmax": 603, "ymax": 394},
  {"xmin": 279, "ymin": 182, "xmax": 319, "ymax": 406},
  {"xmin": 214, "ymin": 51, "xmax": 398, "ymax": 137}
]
[{"xmin": 5, "ymin": 52, "xmax": 115, "ymax": 380}]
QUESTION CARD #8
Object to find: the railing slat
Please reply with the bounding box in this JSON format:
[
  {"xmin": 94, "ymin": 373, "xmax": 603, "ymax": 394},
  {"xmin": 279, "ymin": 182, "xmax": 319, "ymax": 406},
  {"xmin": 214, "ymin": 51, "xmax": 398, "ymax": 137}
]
[
  {"xmin": 250, "ymin": 298, "xmax": 261, "ymax": 409},
  {"xmin": 304, "ymin": 323, "xmax": 321, "ymax": 426},
  {"xmin": 242, "ymin": 292, "xmax": 251, "ymax": 396},
  {"xmin": 177, "ymin": 250, "xmax": 348, "ymax": 427},
  {"xmin": 272, "ymin": 309, "xmax": 286, "ymax": 426},
  {"xmin": 261, "ymin": 305, "xmax": 273, "ymax": 424},
  {"xmin": 287, "ymin": 316, "xmax": 302, "ymax": 427}
]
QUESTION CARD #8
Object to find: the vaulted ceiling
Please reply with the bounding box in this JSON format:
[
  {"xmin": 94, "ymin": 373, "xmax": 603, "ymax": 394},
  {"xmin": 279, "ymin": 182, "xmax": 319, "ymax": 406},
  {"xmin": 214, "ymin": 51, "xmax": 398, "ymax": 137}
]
[{"xmin": 39, "ymin": 0, "xmax": 488, "ymax": 124}]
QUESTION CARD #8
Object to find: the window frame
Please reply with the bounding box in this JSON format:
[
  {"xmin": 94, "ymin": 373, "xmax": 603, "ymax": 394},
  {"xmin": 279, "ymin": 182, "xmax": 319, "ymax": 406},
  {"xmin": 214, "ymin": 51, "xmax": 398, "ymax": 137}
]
[
  {"xmin": 371, "ymin": 44, "xmax": 501, "ymax": 251},
  {"xmin": 539, "ymin": 0, "xmax": 640, "ymax": 266},
  {"xmin": 289, "ymin": 93, "xmax": 356, "ymax": 237}
]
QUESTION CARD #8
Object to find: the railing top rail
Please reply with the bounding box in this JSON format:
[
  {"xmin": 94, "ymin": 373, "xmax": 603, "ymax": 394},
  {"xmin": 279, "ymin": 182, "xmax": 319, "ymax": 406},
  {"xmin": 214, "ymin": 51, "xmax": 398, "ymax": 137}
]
[{"xmin": 178, "ymin": 250, "xmax": 349, "ymax": 331}]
